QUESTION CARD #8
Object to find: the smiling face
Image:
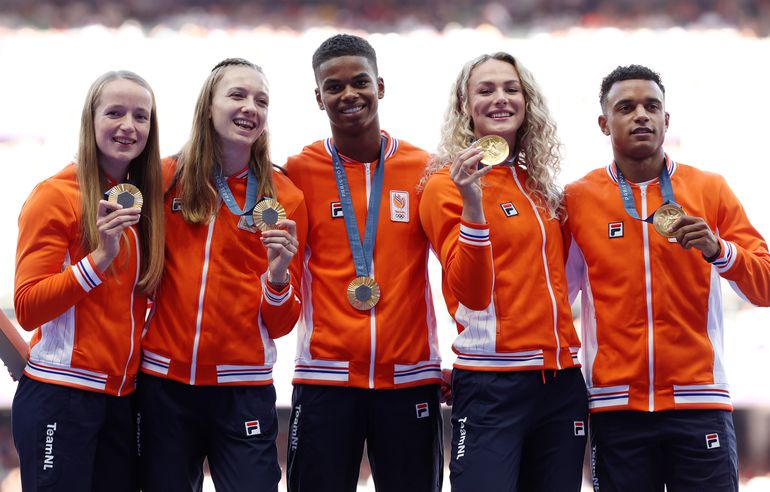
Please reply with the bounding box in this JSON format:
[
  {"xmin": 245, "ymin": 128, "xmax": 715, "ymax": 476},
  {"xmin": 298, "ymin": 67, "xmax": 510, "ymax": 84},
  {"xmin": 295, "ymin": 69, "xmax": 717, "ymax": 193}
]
[
  {"xmin": 210, "ymin": 65, "xmax": 269, "ymax": 156},
  {"xmin": 599, "ymin": 79, "xmax": 669, "ymax": 162},
  {"xmin": 93, "ymin": 78, "xmax": 153, "ymax": 178},
  {"xmin": 314, "ymin": 55, "xmax": 384, "ymax": 137},
  {"xmin": 467, "ymin": 58, "xmax": 526, "ymax": 146}
]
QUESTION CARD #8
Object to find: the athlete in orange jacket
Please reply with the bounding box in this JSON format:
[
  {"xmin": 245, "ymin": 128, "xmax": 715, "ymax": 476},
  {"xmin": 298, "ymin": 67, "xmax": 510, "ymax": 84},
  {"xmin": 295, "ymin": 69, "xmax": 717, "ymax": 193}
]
[
  {"xmin": 137, "ymin": 58, "xmax": 306, "ymax": 492},
  {"xmin": 140, "ymin": 157, "xmax": 305, "ymax": 387},
  {"xmin": 565, "ymin": 64, "xmax": 770, "ymax": 492},
  {"xmin": 285, "ymin": 134, "xmax": 441, "ymax": 390},
  {"xmin": 284, "ymin": 34, "xmax": 443, "ymax": 492},
  {"xmin": 420, "ymin": 52, "xmax": 587, "ymax": 492},
  {"xmin": 13, "ymin": 71, "xmax": 165, "ymax": 492}
]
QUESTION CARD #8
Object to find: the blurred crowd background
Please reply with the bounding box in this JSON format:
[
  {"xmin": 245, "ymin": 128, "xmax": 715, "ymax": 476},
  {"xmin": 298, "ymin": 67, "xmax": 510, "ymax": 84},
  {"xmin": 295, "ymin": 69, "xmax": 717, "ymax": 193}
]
[
  {"xmin": 1, "ymin": 1, "xmax": 770, "ymax": 490},
  {"xmin": 1, "ymin": 0, "xmax": 770, "ymax": 34}
]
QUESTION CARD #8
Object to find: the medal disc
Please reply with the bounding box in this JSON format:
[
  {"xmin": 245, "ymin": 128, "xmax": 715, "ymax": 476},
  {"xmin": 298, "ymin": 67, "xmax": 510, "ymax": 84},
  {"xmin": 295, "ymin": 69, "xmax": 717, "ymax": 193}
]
[
  {"xmin": 347, "ymin": 276, "xmax": 381, "ymax": 310},
  {"xmin": 106, "ymin": 183, "xmax": 143, "ymax": 211},
  {"xmin": 474, "ymin": 135, "xmax": 509, "ymax": 166},
  {"xmin": 253, "ymin": 199, "xmax": 287, "ymax": 231},
  {"xmin": 653, "ymin": 203, "xmax": 684, "ymax": 237}
]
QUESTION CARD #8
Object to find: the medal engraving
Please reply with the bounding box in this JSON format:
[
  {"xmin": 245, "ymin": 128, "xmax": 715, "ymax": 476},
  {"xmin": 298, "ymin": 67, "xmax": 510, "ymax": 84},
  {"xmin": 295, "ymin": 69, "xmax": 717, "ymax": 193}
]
[
  {"xmin": 347, "ymin": 277, "xmax": 381, "ymax": 310},
  {"xmin": 106, "ymin": 183, "xmax": 143, "ymax": 211},
  {"xmin": 475, "ymin": 135, "xmax": 509, "ymax": 166},
  {"xmin": 253, "ymin": 199, "xmax": 287, "ymax": 232},
  {"xmin": 653, "ymin": 203, "xmax": 684, "ymax": 237}
]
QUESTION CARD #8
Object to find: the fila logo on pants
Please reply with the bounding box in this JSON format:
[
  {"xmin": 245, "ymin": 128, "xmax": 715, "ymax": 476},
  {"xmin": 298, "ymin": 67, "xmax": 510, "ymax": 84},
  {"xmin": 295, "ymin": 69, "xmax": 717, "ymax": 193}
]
[
  {"xmin": 415, "ymin": 402, "xmax": 429, "ymax": 419},
  {"xmin": 244, "ymin": 420, "xmax": 261, "ymax": 436},
  {"xmin": 574, "ymin": 421, "xmax": 585, "ymax": 436},
  {"xmin": 706, "ymin": 433, "xmax": 720, "ymax": 449}
]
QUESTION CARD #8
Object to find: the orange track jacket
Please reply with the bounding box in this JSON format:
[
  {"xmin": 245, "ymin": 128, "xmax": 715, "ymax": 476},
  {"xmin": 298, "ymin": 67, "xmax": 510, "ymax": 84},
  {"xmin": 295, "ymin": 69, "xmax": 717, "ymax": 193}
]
[
  {"xmin": 565, "ymin": 157, "xmax": 770, "ymax": 412},
  {"xmin": 140, "ymin": 157, "xmax": 307, "ymax": 386},
  {"xmin": 421, "ymin": 166, "xmax": 581, "ymax": 371},
  {"xmin": 15, "ymin": 164, "xmax": 145, "ymax": 395},
  {"xmin": 284, "ymin": 132, "xmax": 442, "ymax": 389}
]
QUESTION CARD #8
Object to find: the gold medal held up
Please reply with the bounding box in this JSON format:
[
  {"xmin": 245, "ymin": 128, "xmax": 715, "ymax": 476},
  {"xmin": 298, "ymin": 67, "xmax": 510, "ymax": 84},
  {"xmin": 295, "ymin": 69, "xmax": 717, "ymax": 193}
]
[
  {"xmin": 347, "ymin": 276, "xmax": 381, "ymax": 310},
  {"xmin": 653, "ymin": 203, "xmax": 684, "ymax": 237},
  {"xmin": 253, "ymin": 199, "xmax": 286, "ymax": 231},
  {"xmin": 474, "ymin": 135, "xmax": 509, "ymax": 166},
  {"xmin": 106, "ymin": 183, "xmax": 143, "ymax": 211}
]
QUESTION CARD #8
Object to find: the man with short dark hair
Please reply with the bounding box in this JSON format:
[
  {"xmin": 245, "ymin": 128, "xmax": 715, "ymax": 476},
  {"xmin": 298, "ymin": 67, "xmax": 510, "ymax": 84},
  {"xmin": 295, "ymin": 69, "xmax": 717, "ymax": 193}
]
[
  {"xmin": 565, "ymin": 64, "xmax": 770, "ymax": 491},
  {"xmin": 284, "ymin": 34, "xmax": 445, "ymax": 492}
]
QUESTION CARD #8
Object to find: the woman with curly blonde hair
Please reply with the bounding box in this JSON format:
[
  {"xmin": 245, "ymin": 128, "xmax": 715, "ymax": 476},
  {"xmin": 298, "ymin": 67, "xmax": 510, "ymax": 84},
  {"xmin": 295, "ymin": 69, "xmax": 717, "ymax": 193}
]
[{"xmin": 420, "ymin": 52, "xmax": 587, "ymax": 491}]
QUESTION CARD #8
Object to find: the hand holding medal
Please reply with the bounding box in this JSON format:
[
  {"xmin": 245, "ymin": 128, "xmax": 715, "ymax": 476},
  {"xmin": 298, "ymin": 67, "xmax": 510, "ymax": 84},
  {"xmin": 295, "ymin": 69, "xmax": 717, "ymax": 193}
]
[
  {"xmin": 449, "ymin": 140, "xmax": 495, "ymax": 224},
  {"xmin": 92, "ymin": 184, "xmax": 143, "ymax": 271},
  {"xmin": 615, "ymin": 159, "xmax": 721, "ymax": 260},
  {"xmin": 260, "ymin": 214, "xmax": 298, "ymax": 290}
]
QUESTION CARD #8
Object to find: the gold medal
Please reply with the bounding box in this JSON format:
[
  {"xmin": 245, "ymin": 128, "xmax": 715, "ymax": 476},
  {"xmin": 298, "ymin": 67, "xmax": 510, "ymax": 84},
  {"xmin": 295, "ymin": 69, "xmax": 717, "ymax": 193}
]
[
  {"xmin": 653, "ymin": 203, "xmax": 684, "ymax": 237},
  {"xmin": 347, "ymin": 276, "xmax": 381, "ymax": 310},
  {"xmin": 253, "ymin": 199, "xmax": 287, "ymax": 231},
  {"xmin": 106, "ymin": 183, "xmax": 143, "ymax": 211},
  {"xmin": 474, "ymin": 135, "xmax": 509, "ymax": 166}
]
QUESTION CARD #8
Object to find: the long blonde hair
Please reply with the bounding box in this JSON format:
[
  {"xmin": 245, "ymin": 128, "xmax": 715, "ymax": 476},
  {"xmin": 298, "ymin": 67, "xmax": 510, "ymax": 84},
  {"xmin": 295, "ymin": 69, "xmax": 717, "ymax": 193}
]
[
  {"xmin": 174, "ymin": 58, "xmax": 275, "ymax": 224},
  {"xmin": 77, "ymin": 71, "xmax": 164, "ymax": 294},
  {"xmin": 426, "ymin": 52, "xmax": 563, "ymax": 219}
]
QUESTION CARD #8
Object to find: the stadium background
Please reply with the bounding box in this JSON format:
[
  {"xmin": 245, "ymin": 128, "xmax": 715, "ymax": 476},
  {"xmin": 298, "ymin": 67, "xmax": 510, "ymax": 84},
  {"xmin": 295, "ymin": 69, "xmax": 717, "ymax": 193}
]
[{"xmin": 1, "ymin": 0, "xmax": 769, "ymax": 490}]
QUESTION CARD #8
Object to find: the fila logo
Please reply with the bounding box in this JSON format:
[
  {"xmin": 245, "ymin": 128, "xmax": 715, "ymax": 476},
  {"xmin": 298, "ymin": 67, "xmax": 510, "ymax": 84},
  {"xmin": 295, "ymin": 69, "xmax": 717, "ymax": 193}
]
[
  {"xmin": 171, "ymin": 197, "xmax": 183, "ymax": 212},
  {"xmin": 706, "ymin": 433, "xmax": 720, "ymax": 449},
  {"xmin": 574, "ymin": 421, "xmax": 586, "ymax": 436},
  {"xmin": 390, "ymin": 190, "xmax": 409, "ymax": 222},
  {"xmin": 415, "ymin": 402, "xmax": 429, "ymax": 419},
  {"xmin": 330, "ymin": 202, "xmax": 344, "ymax": 218},
  {"xmin": 608, "ymin": 222, "xmax": 624, "ymax": 238},
  {"xmin": 500, "ymin": 202, "xmax": 518, "ymax": 217},
  {"xmin": 244, "ymin": 420, "xmax": 261, "ymax": 436}
]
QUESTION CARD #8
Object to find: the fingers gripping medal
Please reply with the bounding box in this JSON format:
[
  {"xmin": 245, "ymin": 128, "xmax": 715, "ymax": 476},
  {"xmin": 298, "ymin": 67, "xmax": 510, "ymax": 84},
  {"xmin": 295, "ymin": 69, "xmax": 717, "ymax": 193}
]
[
  {"xmin": 653, "ymin": 203, "xmax": 684, "ymax": 237},
  {"xmin": 615, "ymin": 157, "xmax": 682, "ymax": 238},
  {"xmin": 347, "ymin": 277, "xmax": 381, "ymax": 310},
  {"xmin": 106, "ymin": 183, "xmax": 143, "ymax": 211},
  {"xmin": 474, "ymin": 135, "xmax": 509, "ymax": 166},
  {"xmin": 253, "ymin": 199, "xmax": 286, "ymax": 231}
]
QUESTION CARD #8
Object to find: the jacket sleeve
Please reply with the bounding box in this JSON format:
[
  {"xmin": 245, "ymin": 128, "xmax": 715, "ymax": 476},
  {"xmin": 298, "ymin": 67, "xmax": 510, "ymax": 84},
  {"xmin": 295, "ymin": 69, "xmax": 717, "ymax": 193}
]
[
  {"xmin": 563, "ymin": 219, "xmax": 587, "ymax": 305},
  {"xmin": 14, "ymin": 181, "xmax": 106, "ymax": 330},
  {"xmin": 260, "ymin": 195, "xmax": 308, "ymax": 339},
  {"xmin": 708, "ymin": 176, "xmax": 770, "ymax": 306},
  {"xmin": 419, "ymin": 172, "xmax": 493, "ymax": 311}
]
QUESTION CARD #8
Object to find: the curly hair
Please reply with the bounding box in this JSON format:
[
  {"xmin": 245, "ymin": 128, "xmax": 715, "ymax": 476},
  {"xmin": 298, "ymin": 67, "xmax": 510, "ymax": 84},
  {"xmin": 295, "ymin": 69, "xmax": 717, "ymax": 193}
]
[
  {"xmin": 312, "ymin": 34, "xmax": 378, "ymax": 77},
  {"xmin": 425, "ymin": 52, "xmax": 563, "ymax": 219},
  {"xmin": 599, "ymin": 64, "xmax": 665, "ymax": 112}
]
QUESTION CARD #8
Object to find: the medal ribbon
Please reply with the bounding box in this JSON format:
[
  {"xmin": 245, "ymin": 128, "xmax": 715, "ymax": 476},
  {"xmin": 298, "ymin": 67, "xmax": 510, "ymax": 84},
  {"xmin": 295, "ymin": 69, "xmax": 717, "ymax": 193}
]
[
  {"xmin": 331, "ymin": 136, "xmax": 387, "ymax": 278},
  {"xmin": 214, "ymin": 166, "xmax": 258, "ymax": 226},
  {"xmin": 616, "ymin": 157, "xmax": 679, "ymax": 223}
]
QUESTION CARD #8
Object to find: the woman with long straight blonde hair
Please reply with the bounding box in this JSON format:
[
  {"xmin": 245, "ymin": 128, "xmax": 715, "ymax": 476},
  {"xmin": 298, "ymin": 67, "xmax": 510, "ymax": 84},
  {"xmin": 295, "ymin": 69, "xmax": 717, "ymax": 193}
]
[
  {"xmin": 419, "ymin": 52, "xmax": 588, "ymax": 491},
  {"xmin": 138, "ymin": 58, "xmax": 307, "ymax": 492},
  {"xmin": 12, "ymin": 70, "xmax": 164, "ymax": 491}
]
